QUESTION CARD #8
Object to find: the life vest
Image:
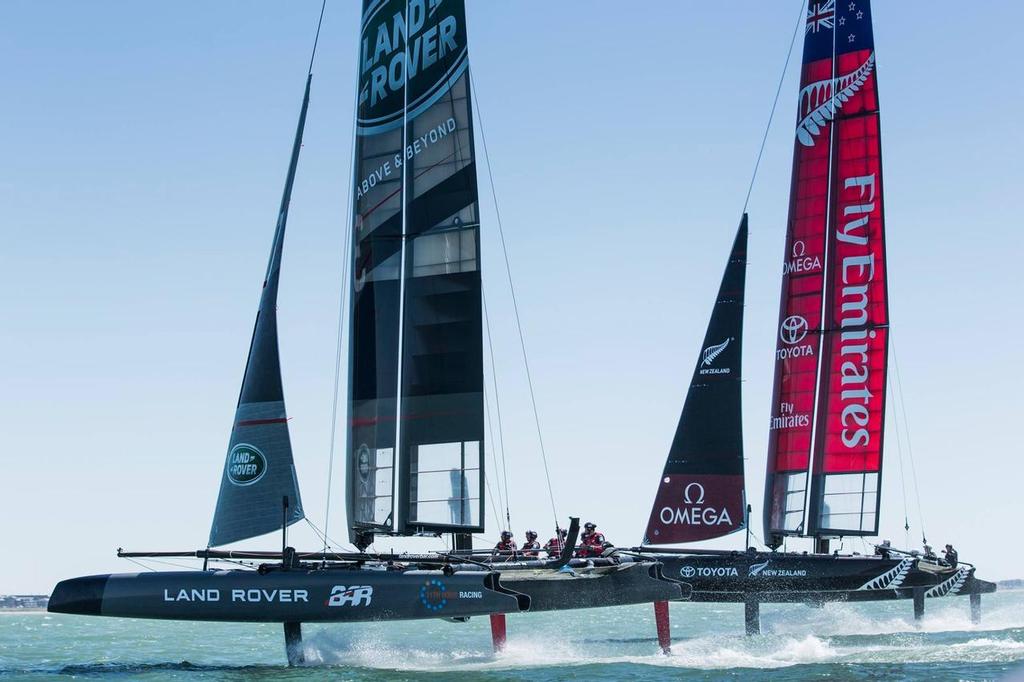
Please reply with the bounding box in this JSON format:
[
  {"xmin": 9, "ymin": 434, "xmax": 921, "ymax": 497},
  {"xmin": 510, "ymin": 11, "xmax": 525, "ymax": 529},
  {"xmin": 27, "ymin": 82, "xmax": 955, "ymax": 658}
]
[
  {"xmin": 545, "ymin": 537, "xmax": 565, "ymax": 556},
  {"xmin": 494, "ymin": 539, "xmax": 517, "ymax": 554},
  {"xmin": 522, "ymin": 540, "xmax": 541, "ymax": 557},
  {"xmin": 577, "ymin": 531, "xmax": 606, "ymax": 557}
]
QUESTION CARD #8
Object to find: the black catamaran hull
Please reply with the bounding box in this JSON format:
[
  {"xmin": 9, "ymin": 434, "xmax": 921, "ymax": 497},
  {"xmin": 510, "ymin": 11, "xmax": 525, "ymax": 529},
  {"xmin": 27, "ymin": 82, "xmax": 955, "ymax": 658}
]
[
  {"xmin": 48, "ymin": 560, "xmax": 687, "ymax": 622},
  {"xmin": 501, "ymin": 562, "xmax": 686, "ymax": 612},
  {"xmin": 48, "ymin": 570, "xmax": 528, "ymax": 622},
  {"xmin": 652, "ymin": 553, "xmax": 995, "ymax": 603}
]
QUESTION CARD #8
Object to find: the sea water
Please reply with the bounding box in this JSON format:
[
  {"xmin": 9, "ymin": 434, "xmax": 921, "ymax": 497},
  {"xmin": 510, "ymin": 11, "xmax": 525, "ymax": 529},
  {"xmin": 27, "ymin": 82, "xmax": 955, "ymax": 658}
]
[{"xmin": 3, "ymin": 589, "xmax": 1023, "ymax": 680}]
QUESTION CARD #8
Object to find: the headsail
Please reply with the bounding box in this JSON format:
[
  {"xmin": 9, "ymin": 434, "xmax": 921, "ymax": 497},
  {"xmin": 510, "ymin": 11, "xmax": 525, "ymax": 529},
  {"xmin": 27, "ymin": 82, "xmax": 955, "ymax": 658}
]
[
  {"xmin": 764, "ymin": 0, "xmax": 888, "ymax": 547},
  {"xmin": 807, "ymin": 0, "xmax": 888, "ymax": 537},
  {"xmin": 209, "ymin": 76, "xmax": 311, "ymax": 547},
  {"xmin": 644, "ymin": 217, "xmax": 747, "ymax": 545},
  {"xmin": 347, "ymin": 0, "xmax": 483, "ymax": 546}
]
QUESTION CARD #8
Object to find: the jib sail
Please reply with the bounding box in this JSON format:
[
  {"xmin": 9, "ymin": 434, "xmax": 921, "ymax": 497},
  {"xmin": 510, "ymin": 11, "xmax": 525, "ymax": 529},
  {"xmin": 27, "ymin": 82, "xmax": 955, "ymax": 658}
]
[
  {"xmin": 807, "ymin": 0, "xmax": 888, "ymax": 537},
  {"xmin": 644, "ymin": 217, "xmax": 747, "ymax": 545},
  {"xmin": 209, "ymin": 76, "xmax": 310, "ymax": 547},
  {"xmin": 347, "ymin": 0, "xmax": 483, "ymax": 546}
]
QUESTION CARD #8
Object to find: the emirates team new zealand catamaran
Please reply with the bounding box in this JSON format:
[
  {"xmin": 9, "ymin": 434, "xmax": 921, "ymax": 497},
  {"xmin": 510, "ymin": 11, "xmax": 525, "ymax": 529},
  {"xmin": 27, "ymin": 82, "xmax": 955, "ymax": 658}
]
[
  {"xmin": 48, "ymin": 0, "xmax": 683, "ymax": 665},
  {"xmin": 629, "ymin": 0, "xmax": 993, "ymax": 633}
]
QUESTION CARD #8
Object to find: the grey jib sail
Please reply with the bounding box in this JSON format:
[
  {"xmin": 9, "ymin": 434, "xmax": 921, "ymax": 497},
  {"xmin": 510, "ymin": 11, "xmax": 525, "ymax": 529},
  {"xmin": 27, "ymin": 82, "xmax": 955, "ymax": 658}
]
[
  {"xmin": 644, "ymin": 217, "xmax": 748, "ymax": 545},
  {"xmin": 347, "ymin": 0, "xmax": 483, "ymax": 546},
  {"xmin": 208, "ymin": 76, "xmax": 310, "ymax": 547}
]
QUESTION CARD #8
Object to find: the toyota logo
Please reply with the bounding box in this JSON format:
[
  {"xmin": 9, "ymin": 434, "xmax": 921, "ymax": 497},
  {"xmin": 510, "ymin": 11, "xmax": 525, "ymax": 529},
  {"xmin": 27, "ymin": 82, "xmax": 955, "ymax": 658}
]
[
  {"xmin": 680, "ymin": 566, "xmax": 696, "ymax": 578},
  {"xmin": 780, "ymin": 315, "xmax": 809, "ymax": 345}
]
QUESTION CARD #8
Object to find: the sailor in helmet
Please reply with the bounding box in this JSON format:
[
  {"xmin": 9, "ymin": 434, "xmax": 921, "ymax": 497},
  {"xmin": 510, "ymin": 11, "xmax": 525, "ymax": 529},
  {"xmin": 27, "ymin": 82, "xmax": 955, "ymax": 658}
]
[
  {"xmin": 493, "ymin": 530, "xmax": 517, "ymax": 561},
  {"xmin": 522, "ymin": 530, "xmax": 541, "ymax": 558},
  {"xmin": 577, "ymin": 522, "xmax": 610, "ymax": 558}
]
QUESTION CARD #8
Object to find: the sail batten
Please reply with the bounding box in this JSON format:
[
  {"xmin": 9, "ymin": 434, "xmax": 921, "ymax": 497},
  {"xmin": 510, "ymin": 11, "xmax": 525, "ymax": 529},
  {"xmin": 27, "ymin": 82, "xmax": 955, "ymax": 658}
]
[
  {"xmin": 209, "ymin": 76, "xmax": 312, "ymax": 548},
  {"xmin": 644, "ymin": 217, "xmax": 747, "ymax": 545}
]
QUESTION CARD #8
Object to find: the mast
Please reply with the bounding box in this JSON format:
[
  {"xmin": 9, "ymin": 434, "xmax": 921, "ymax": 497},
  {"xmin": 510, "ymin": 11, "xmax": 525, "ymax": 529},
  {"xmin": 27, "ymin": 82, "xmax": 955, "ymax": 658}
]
[
  {"xmin": 347, "ymin": 0, "xmax": 483, "ymax": 547},
  {"xmin": 208, "ymin": 74, "xmax": 312, "ymax": 547},
  {"xmin": 762, "ymin": 0, "xmax": 837, "ymax": 549},
  {"xmin": 807, "ymin": 0, "xmax": 888, "ymax": 538},
  {"xmin": 644, "ymin": 217, "xmax": 748, "ymax": 545}
]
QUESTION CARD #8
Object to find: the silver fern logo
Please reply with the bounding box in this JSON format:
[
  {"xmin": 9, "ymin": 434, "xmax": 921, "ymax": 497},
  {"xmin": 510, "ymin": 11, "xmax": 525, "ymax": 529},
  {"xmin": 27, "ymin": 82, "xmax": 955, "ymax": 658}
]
[
  {"xmin": 796, "ymin": 52, "xmax": 876, "ymax": 146},
  {"xmin": 700, "ymin": 338, "xmax": 733, "ymax": 375},
  {"xmin": 748, "ymin": 559, "xmax": 770, "ymax": 577}
]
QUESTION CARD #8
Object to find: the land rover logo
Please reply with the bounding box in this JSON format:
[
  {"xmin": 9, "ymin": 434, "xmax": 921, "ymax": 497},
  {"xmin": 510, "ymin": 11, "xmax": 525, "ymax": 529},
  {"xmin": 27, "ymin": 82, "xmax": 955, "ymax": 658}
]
[
  {"xmin": 357, "ymin": 444, "xmax": 371, "ymax": 481},
  {"xmin": 357, "ymin": 0, "xmax": 469, "ymax": 134},
  {"xmin": 226, "ymin": 444, "xmax": 267, "ymax": 486}
]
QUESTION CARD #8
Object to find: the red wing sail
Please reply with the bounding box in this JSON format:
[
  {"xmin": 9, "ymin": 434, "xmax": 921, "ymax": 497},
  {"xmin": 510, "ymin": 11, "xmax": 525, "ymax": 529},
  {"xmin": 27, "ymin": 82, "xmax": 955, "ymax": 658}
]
[
  {"xmin": 808, "ymin": 0, "xmax": 888, "ymax": 536},
  {"xmin": 762, "ymin": 2, "xmax": 837, "ymax": 548}
]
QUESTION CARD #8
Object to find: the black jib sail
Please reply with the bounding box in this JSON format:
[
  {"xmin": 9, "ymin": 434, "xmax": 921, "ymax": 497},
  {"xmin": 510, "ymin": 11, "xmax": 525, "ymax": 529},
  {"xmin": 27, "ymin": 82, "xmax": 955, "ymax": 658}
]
[
  {"xmin": 644, "ymin": 217, "xmax": 748, "ymax": 544},
  {"xmin": 347, "ymin": 0, "xmax": 483, "ymax": 546},
  {"xmin": 208, "ymin": 76, "xmax": 310, "ymax": 547}
]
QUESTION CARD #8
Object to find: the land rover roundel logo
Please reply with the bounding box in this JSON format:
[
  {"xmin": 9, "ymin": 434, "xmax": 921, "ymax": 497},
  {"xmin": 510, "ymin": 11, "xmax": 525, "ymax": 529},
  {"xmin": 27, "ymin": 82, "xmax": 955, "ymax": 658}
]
[
  {"xmin": 357, "ymin": 444, "xmax": 371, "ymax": 481},
  {"xmin": 357, "ymin": 0, "xmax": 469, "ymax": 134},
  {"xmin": 226, "ymin": 444, "xmax": 267, "ymax": 486}
]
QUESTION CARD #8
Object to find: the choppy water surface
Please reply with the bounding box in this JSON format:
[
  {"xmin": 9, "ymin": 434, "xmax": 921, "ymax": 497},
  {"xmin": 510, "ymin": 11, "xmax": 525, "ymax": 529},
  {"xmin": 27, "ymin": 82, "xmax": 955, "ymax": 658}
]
[{"xmin": 3, "ymin": 590, "xmax": 1024, "ymax": 680}]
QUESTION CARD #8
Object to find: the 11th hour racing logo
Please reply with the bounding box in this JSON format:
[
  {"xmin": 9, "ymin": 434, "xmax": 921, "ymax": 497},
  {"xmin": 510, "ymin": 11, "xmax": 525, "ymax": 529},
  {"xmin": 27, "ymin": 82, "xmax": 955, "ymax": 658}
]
[
  {"xmin": 358, "ymin": 0, "xmax": 468, "ymax": 134},
  {"xmin": 699, "ymin": 338, "xmax": 732, "ymax": 375}
]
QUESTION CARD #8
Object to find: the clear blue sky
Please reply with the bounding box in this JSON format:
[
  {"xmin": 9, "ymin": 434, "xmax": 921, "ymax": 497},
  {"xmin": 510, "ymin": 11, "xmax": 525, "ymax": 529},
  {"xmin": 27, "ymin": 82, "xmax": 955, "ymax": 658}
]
[{"xmin": 2, "ymin": 2, "xmax": 1021, "ymax": 593}]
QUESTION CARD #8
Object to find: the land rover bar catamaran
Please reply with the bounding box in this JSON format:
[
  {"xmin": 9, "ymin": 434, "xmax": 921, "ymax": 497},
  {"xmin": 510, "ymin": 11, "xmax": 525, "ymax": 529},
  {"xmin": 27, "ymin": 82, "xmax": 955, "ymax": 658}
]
[{"xmin": 47, "ymin": 0, "xmax": 686, "ymax": 665}]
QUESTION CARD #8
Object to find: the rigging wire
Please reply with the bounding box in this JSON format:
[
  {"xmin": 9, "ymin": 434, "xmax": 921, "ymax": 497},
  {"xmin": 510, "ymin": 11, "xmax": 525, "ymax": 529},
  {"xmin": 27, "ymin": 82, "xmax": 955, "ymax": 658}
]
[
  {"xmin": 887, "ymin": 356, "xmax": 912, "ymax": 543},
  {"xmin": 482, "ymin": 387, "xmax": 509, "ymax": 529},
  {"xmin": 306, "ymin": 0, "xmax": 328, "ymax": 77},
  {"xmin": 469, "ymin": 66, "xmax": 560, "ymax": 531},
  {"xmin": 323, "ymin": 0, "xmax": 360, "ymax": 558},
  {"xmin": 890, "ymin": 331, "xmax": 927, "ymax": 545},
  {"xmin": 482, "ymin": 290, "xmax": 513, "ymax": 529},
  {"xmin": 741, "ymin": 0, "xmax": 806, "ymax": 216}
]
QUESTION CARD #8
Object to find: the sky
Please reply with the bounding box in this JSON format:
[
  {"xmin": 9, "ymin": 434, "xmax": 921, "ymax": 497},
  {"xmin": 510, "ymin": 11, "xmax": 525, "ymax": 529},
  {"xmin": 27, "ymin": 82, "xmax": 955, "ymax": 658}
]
[{"xmin": 2, "ymin": 2, "xmax": 1022, "ymax": 593}]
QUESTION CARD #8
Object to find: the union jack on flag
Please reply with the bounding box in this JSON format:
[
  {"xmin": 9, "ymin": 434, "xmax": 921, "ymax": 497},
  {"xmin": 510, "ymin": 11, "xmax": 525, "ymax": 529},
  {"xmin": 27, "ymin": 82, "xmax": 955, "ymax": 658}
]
[{"xmin": 806, "ymin": 0, "xmax": 835, "ymax": 33}]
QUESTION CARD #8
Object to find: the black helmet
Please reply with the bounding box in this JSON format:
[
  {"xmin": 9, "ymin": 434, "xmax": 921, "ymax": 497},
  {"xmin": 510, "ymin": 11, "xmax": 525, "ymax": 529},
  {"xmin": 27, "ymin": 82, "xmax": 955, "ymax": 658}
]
[
  {"xmin": 584, "ymin": 522, "xmax": 596, "ymax": 531},
  {"xmin": 558, "ymin": 528, "xmax": 567, "ymax": 537},
  {"xmin": 526, "ymin": 530, "xmax": 537, "ymax": 540},
  {"xmin": 500, "ymin": 530, "xmax": 512, "ymax": 540}
]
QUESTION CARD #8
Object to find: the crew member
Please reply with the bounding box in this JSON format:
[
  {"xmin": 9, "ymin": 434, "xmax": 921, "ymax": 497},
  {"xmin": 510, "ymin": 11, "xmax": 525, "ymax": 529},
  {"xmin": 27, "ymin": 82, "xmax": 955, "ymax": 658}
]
[
  {"xmin": 577, "ymin": 522, "xmax": 610, "ymax": 558},
  {"xmin": 522, "ymin": 530, "xmax": 540, "ymax": 558},
  {"xmin": 875, "ymin": 539, "xmax": 892, "ymax": 559},
  {"xmin": 493, "ymin": 530, "xmax": 517, "ymax": 561},
  {"xmin": 545, "ymin": 528, "xmax": 568, "ymax": 557},
  {"xmin": 922, "ymin": 544, "xmax": 938, "ymax": 561},
  {"xmin": 943, "ymin": 543, "xmax": 959, "ymax": 569}
]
